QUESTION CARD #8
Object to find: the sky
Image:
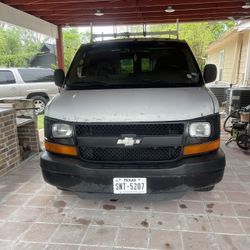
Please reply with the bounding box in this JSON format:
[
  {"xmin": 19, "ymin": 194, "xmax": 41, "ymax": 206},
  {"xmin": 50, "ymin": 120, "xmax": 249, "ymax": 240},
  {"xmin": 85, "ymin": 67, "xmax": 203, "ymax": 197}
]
[
  {"xmin": 79, "ymin": 26, "xmax": 114, "ymax": 34},
  {"xmin": 77, "ymin": 25, "xmax": 145, "ymax": 42}
]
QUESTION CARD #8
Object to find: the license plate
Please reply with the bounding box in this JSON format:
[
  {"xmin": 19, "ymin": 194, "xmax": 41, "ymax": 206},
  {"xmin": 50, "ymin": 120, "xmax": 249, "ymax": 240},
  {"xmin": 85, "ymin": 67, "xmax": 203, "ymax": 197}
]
[{"xmin": 113, "ymin": 178, "xmax": 147, "ymax": 194}]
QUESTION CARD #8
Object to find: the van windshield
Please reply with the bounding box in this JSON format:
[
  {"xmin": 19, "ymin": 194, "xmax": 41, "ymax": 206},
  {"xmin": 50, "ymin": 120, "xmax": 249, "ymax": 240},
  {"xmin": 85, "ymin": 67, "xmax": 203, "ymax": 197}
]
[{"xmin": 66, "ymin": 41, "xmax": 203, "ymax": 89}]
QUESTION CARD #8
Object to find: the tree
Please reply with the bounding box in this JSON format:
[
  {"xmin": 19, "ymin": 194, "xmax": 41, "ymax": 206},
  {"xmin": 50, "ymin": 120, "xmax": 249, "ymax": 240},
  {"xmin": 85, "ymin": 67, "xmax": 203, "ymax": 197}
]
[
  {"xmin": 179, "ymin": 23, "xmax": 214, "ymax": 69},
  {"xmin": 0, "ymin": 24, "xmax": 44, "ymax": 67},
  {"xmin": 210, "ymin": 21, "xmax": 236, "ymax": 40},
  {"xmin": 0, "ymin": 21, "xmax": 234, "ymax": 70},
  {"xmin": 63, "ymin": 28, "xmax": 90, "ymax": 71},
  {"xmin": 150, "ymin": 21, "xmax": 235, "ymax": 69},
  {"xmin": 0, "ymin": 24, "xmax": 90, "ymax": 70}
]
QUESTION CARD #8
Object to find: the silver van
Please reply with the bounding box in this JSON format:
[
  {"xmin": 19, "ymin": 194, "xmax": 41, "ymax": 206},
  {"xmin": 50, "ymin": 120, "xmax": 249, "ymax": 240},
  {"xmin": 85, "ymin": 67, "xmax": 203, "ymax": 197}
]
[
  {"xmin": 40, "ymin": 39, "xmax": 226, "ymax": 195},
  {"xmin": 0, "ymin": 68, "xmax": 58, "ymax": 114}
]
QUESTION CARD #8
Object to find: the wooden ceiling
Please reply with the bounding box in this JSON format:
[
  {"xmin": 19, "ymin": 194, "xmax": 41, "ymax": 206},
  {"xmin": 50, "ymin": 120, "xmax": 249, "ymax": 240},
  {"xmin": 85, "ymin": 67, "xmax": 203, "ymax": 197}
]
[{"xmin": 2, "ymin": 0, "xmax": 250, "ymax": 26}]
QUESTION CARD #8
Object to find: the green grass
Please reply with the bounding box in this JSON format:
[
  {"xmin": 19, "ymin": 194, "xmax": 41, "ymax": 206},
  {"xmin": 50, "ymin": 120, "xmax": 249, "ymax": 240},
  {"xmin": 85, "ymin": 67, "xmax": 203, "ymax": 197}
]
[{"xmin": 37, "ymin": 115, "xmax": 44, "ymax": 129}]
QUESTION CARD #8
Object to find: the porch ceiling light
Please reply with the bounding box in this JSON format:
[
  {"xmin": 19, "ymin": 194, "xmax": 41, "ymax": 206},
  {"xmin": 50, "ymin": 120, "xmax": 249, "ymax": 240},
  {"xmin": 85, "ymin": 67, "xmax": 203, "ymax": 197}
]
[
  {"xmin": 95, "ymin": 10, "xmax": 104, "ymax": 16},
  {"xmin": 242, "ymin": 1, "xmax": 250, "ymax": 9},
  {"xmin": 165, "ymin": 6, "xmax": 175, "ymax": 13}
]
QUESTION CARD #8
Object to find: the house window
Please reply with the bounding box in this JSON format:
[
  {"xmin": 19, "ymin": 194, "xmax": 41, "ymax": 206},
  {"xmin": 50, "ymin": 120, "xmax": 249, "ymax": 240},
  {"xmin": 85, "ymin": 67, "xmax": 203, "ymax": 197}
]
[
  {"xmin": 120, "ymin": 58, "xmax": 134, "ymax": 74},
  {"xmin": 218, "ymin": 50, "xmax": 224, "ymax": 81}
]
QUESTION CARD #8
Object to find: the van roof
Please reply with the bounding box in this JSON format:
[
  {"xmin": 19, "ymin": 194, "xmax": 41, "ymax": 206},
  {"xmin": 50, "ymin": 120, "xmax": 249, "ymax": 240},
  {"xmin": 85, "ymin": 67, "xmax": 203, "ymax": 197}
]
[{"xmin": 81, "ymin": 38, "xmax": 187, "ymax": 47}]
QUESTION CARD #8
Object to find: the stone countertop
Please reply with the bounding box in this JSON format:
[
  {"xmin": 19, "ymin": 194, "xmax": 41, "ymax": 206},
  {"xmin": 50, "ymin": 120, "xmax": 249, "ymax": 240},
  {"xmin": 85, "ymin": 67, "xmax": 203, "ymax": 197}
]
[
  {"xmin": 16, "ymin": 117, "xmax": 33, "ymax": 127},
  {"xmin": 0, "ymin": 107, "xmax": 14, "ymax": 114}
]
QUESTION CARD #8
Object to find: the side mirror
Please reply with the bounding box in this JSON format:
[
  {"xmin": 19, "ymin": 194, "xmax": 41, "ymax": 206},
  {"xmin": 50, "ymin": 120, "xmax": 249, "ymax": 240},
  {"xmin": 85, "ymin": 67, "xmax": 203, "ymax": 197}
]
[
  {"xmin": 204, "ymin": 64, "xmax": 217, "ymax": 84},
  {"xmin": 54, "ymin": 69, "xmax": 65, "ymax": 87}
]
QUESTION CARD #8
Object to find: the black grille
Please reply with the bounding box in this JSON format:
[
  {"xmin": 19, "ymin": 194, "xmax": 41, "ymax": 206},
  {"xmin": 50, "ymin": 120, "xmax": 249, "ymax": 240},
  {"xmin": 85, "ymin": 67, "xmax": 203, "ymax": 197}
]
[
  {"xmin": 78, "ymin": 146, "xmax": 182, "ymax": 162},
  {"xmin": 75, "ymin": 123, "xmax": 184, "ymax": 137}
]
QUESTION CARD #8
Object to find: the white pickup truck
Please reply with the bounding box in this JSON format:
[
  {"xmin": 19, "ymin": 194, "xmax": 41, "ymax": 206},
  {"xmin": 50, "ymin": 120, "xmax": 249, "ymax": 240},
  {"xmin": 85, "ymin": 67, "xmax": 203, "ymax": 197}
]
[{"xmin": 0, "ymin": 68, "xmax": 58, "ymax": 114}]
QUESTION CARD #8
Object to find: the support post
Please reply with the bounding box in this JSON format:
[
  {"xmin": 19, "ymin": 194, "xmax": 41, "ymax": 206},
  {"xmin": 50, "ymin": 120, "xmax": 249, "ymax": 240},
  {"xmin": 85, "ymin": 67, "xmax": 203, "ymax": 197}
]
[
  {"xmin": 243, "ymin": 31, "xmax": 250, "ymax": 86},
  {"xmin": 56, "ymin": 25, "xmax": 65, "ymax": 70},
  {"xmin": 90, "ymin": 22, "xmax": 93, "ymax": 43},
  {"xmin": 176, "ymin": 19, "xmax": 179, "ymax": 40}
]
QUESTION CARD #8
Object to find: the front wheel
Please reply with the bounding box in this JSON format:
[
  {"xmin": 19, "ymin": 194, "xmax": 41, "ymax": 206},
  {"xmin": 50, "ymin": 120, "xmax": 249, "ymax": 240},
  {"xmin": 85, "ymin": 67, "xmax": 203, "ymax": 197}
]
[{"xmin": 31, "ymin": 96, "xmax": 48, "ymax": 115}]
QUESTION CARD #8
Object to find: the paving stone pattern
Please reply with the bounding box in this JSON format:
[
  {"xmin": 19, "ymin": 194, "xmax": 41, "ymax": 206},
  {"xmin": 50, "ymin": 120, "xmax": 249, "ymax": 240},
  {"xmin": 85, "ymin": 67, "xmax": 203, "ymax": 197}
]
[{"xmin": 0, "ymin": 142, "xmax": 250, "ymax": 249}]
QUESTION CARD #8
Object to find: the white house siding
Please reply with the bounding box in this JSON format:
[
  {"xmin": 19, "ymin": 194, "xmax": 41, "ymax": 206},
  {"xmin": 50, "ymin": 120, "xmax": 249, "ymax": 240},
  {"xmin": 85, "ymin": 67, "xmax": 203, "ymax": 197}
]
[
  {"xmin": 238, "ymin": 31, "xmax": 249, "ymax": 84},
  {"xmin": 207, "ymin": 34, "xmax": 237, "ymax": 84},
  {"xmin": 207, "ymin": 28, "xmax": 250, "ymax": 87},
  {"xmin": 223, "ymin": 40, "xmax": 237, "ymax": 83}
]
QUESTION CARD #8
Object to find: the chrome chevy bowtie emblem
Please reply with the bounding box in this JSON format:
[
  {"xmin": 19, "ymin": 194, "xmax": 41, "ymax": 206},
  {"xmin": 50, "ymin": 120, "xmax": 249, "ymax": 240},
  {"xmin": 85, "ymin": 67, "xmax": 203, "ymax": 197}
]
[{"xmin": 117, "ymin": 137, "xmax": 141, "ymax": 146}]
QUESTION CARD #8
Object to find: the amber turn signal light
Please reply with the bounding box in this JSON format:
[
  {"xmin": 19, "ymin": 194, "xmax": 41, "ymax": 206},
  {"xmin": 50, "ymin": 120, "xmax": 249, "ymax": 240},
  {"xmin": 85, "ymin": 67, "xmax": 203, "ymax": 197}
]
[
  {"xmin": 183, "ymin": 139, "xmax": 220, "ymax": 156},
  {"xmin": 45, "ymin": 141, "xmax": 78, "ymax": 156}
]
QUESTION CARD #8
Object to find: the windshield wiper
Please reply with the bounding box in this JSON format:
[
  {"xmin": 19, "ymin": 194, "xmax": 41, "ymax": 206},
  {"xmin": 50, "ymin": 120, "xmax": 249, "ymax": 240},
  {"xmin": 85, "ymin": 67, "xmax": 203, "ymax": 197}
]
[
  {"xmin": 130, "ymin": 79, "xmax": 193, "ymax": 86},
  {"xmin": 71, "ymin": 80, "xmax": 113, "ymax": 86},
  {"xmin": 68, "ymin": 77, "xmax": 196, "ymax": 89},
  {"xmin": 67, "ymin": 81, "xmax": 114, "ymax": 90}
]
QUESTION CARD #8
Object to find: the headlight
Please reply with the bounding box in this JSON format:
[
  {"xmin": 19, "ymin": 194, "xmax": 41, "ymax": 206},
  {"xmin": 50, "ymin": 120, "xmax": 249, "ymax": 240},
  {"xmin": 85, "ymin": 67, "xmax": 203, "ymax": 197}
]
[
  {"xmin": 189, "ymin": 122, "xmax": 211, "ymax": 137},
  {"xmin": 52, "ymin": 123, "xmax": 73, "ymax": 138}
]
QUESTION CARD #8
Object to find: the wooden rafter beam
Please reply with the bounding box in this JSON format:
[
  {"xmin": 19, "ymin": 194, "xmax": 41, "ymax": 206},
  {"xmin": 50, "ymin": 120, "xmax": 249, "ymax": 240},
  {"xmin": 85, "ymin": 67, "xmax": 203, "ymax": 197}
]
[{"xmin": 2, "ymin": 0, "xmax": 249, "ymax": 26}]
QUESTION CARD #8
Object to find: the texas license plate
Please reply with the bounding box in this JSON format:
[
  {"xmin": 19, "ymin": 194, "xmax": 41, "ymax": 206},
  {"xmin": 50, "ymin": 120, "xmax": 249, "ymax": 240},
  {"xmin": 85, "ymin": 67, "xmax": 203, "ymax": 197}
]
[{"xmin": 113, "ymin": 178, "xmax": 147, "ymax": 194}]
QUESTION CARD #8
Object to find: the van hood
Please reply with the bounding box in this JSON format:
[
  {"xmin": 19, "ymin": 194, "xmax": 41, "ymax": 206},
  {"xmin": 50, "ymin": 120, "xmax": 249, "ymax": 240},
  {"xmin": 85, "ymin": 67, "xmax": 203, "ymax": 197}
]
[{"xmin": 45, "ymin": 87, "xmax": 218, "ymax": 122}]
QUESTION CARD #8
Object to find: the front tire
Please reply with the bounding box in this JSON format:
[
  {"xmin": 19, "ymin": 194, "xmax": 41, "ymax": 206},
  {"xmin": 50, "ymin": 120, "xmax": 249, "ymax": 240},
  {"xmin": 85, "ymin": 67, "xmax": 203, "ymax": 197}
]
[
  {"xmin": 195, "ymin": 185, "xmax": 215, "ymax": 192},
  {"xmin": 56, "ymin": 187, "xmax": 69, "ymax": 191},
  {"xmin": 31, "ymin": 96, "xmax": 48, "ymax": 115}
]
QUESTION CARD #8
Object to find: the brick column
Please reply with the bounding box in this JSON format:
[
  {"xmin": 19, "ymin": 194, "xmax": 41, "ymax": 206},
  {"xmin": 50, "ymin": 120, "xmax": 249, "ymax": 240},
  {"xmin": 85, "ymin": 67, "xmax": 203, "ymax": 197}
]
[
  {"xmin": 0, "ymin": 109, "xmax": 20, "ymax": 176},
  {"xmin": 17, "ymin": 121, "xmax": 40, "ymax": 156}
]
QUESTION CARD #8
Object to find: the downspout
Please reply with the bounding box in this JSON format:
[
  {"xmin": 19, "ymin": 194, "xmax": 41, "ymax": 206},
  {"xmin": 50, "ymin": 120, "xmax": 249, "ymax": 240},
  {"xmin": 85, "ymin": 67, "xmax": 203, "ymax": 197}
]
[{"xmin": 243, "ymin": 31, "xmax": 250, "ymax": 86}]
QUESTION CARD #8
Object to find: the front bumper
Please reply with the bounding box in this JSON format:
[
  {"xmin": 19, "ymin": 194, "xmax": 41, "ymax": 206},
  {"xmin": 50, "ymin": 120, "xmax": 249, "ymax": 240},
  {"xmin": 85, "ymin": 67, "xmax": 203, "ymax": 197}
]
[{"xmin": 40, "ymin": 149, "xmax": 225, "ymax": 194}]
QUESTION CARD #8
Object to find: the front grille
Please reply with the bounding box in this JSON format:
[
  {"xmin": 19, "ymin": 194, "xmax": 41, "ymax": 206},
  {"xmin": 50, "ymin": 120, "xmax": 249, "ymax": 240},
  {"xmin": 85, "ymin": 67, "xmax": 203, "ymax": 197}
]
[
  {"xmin": 78, "ymin": 146, "xmax": 182, "ymax": 162},
  {"xmin": 75, "ymin": 123, "xmax": 184, "ymax": 137}
]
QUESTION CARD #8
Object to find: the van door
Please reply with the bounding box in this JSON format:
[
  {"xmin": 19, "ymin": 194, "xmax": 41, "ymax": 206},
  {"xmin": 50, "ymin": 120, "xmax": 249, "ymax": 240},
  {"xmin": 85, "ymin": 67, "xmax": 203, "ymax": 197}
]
[{"xmin": 0, "ymin": 70, "xmax": 21, "ymax": 99}]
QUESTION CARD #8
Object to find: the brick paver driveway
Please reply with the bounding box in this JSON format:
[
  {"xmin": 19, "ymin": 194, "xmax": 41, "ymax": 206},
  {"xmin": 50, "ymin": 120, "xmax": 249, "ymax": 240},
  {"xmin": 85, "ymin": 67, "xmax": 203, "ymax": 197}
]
[{"xmin": 0, "ymin": 143, "xmax": 250, "ymax": 249}]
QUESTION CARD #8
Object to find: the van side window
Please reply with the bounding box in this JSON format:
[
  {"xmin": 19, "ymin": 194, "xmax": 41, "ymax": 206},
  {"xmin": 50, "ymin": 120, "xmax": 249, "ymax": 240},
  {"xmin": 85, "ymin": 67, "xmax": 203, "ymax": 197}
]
[
  {"xmin": 0, "ymin": 71, "xmax": 16, "ymax": 84},
  {"xmin": 141, "ymin": 58, "xmax": 150, "ymax": 72},
  {"xmin": 18, "ymin": 69, "xmax": 54, "ymax": 83},
  {"xmin": 120, "ymin": 59, "xmax": 133, "ymax": 74}
]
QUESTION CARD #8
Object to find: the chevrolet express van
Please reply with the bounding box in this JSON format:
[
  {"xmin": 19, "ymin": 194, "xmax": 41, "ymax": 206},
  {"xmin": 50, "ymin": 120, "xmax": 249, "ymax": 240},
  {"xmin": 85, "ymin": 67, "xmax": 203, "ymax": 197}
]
[{"xmin": 40, "ymin": 39, "xmax": 226, "ymax": 195}]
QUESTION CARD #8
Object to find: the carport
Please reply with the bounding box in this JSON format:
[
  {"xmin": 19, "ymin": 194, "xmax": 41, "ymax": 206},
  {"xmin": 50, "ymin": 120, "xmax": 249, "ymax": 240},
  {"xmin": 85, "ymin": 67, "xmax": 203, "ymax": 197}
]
[
  {"xmin": 1, "ymin": 0, "xmax": 250, "ymax": 70},
  {"xmin": 1, "ymin": 1, "xmax": 250, "ymax": 250}
]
